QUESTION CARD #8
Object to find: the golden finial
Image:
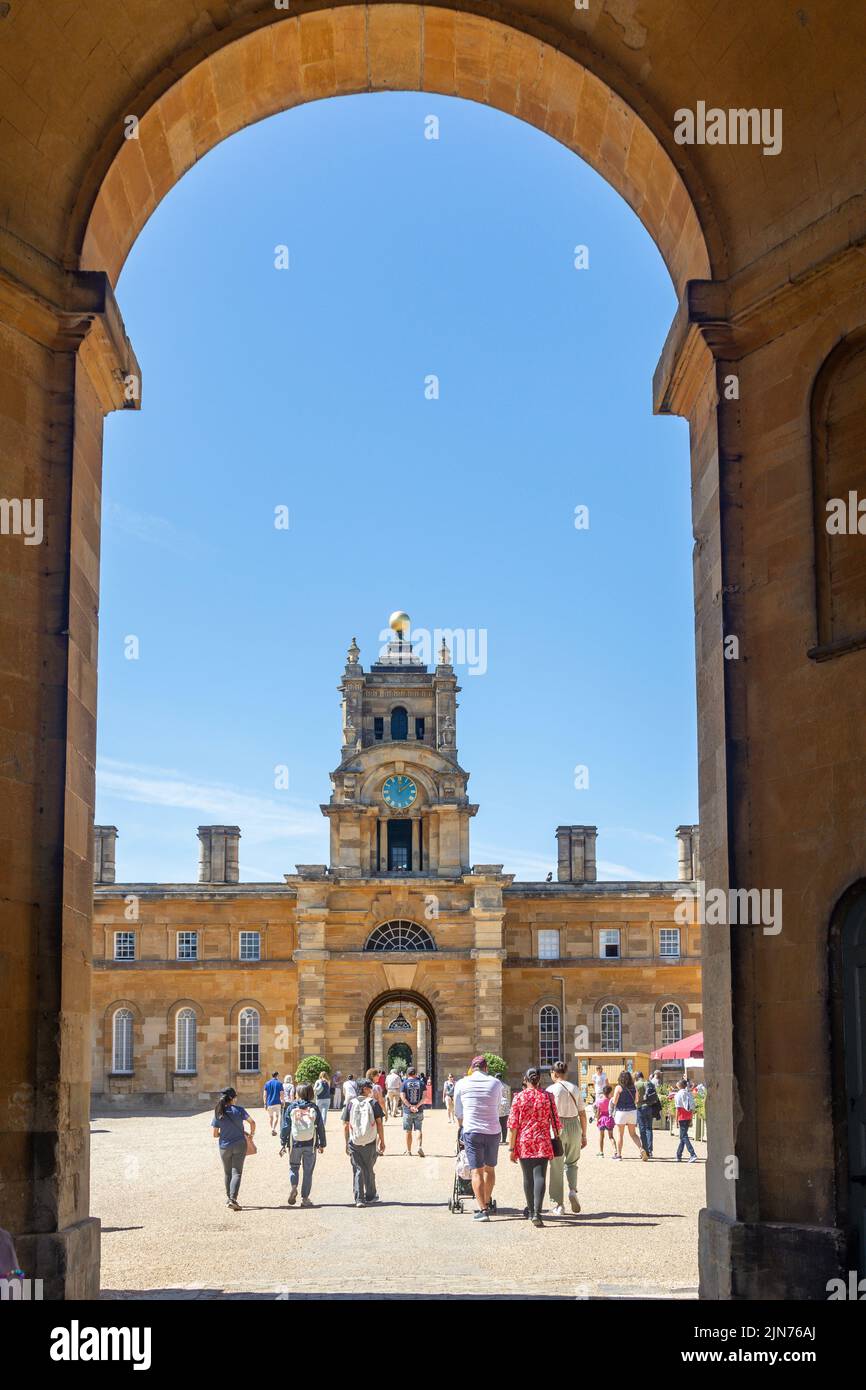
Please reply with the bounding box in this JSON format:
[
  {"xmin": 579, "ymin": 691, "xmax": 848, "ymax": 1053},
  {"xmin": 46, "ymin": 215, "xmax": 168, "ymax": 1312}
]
[{"xmin": 389, "ymin": 611, "xmax": 411, "ymax": 638}]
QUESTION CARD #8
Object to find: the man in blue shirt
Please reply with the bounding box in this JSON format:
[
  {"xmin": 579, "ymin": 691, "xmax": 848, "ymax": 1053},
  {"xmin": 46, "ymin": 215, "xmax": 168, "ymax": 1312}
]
[
  {"xmin": 262, "ymin": 1071, "xmax": 283, "ymax": 1135},
  {"xmin": 400, "ymin": 1067, "xmax": 426, "ymax": 1157}
]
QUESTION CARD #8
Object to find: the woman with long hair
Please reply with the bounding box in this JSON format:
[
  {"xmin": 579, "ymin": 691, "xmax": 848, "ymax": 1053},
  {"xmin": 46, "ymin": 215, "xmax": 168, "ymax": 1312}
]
[
  {"xmin": 211, "ymin": 1087, "xmax": 255, "ymax": 1210},
  {"xmin": 609, "ymin": 1070, "xmax": 648, "ymax": 1162},
  {"xmin": 507, "ymin": 1068, "xmax": 562, "ymax": 1227}
]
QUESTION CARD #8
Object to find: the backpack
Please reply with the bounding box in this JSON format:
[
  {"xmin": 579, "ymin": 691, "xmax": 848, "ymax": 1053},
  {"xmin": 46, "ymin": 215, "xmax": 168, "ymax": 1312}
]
[
  {"xmin": 645, "ymin": 1081, "xmax": 662, "ymax": 1120},
  {"xmin": 678, "ymin": 1088, "xmax": 694, "ymax": 1114},
  {"xmin": 314, "ymin": 1079, "xmax": 330, "ymax": 1099},
  {"xmin": 403, "ymin": 1076, "xmax": 423, "ymax": 1107},
  {"xmin": 348, "ymin": 1096, "xmax": 377, "ymax": 1145},
  {"xmin": 290, "ymin": 1104, "xmax": 318, "ymax": 1143}
]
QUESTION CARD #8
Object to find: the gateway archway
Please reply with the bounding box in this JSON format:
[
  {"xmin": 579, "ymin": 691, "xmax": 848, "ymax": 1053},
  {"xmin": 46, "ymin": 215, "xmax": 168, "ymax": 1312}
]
[
  {"xmin": 7, "ymin": 0, "xmax": 864, "ymax": 1305},
  {"xmin": 365, "ymin": 990, "xmax": 437, "ymax": 1099}
]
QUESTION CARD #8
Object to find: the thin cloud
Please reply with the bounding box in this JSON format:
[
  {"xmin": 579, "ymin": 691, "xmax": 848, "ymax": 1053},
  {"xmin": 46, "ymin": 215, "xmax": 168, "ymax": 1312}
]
[
  {"xmin": 105, "ymin": 502, "xmax": 208, "ymax": 558},
  {"xmin": 96, "ymin": 758, "xmax": 322, "ymax": 841}
]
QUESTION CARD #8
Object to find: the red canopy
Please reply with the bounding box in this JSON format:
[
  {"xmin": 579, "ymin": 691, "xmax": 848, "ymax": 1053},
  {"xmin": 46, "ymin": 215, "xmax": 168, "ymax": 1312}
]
[{"xmin": 651, "ymin": 1030, "xmax": 704, "ymax": 1061}]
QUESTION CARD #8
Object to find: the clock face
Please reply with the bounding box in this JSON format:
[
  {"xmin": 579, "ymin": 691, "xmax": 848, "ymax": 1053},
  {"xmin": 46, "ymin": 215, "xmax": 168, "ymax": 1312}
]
[{"xmin": 382, "ymin": 774, "xmax": 417, "ymax": 810}]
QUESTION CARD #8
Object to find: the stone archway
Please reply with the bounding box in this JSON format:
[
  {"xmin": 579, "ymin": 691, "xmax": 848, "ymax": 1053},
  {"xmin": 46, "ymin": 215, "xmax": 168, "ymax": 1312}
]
[
  {"xmin": 8, "ymin": 0, "xmax": 864, "ymax": 1304},
  {"xmin": 365, "ymin": 988, "xmax": 437, "ymax": 1098}
]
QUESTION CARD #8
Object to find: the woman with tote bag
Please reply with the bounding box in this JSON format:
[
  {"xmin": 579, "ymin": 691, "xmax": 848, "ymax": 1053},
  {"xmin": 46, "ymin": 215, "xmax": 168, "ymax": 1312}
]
[{"xmin": 211, "ymin": 1087, "xmax": 256, "ymax": 1211}]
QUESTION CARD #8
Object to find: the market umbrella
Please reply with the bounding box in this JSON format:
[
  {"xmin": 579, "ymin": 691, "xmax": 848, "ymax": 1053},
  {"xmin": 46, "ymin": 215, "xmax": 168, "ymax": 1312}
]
[{"xmin": 650, "ymin": 1030, "xmax": 704, "ymax": 1061}]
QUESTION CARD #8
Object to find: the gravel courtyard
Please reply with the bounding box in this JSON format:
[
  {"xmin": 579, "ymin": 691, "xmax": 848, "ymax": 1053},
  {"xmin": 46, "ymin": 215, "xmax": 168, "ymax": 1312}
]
[{"xmin": 91, "ymin": 1106, "xmax": 703, "ymax": 1300}]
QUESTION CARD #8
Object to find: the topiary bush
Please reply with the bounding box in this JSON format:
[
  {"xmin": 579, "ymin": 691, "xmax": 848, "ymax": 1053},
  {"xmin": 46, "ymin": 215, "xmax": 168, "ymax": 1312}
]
[
  {"xmin": 295, "ymin": 1055, "xmax": 330, "ymax": 1085},
  {"xmin": 484, "ymin": 1053, "xmax": 507, "ymax": 1079}
]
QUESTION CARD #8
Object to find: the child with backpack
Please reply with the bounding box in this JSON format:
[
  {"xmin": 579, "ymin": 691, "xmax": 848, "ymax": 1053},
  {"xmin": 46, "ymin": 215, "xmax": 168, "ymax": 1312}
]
[
  {"xmin": 280, "ymin": 1082, "xmax": 327, "ymax": 1206},
  {"xmin": 341, "ymin": 1076, "xmax": 386, "ymax": 1206}
]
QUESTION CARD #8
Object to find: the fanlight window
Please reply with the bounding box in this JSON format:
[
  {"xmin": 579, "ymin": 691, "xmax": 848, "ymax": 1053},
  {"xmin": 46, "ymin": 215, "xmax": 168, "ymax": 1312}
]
[{"xmin": 364, "ymin": 920, "xmax": 436, "ymax": 952}]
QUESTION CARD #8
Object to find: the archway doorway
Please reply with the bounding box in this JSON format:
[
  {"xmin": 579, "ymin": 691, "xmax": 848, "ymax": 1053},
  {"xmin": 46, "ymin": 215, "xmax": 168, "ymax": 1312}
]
[
  {"xmin": 830, "ymin": 880, "xmax": 866, "ymax": 1280},
  {"xmin": 365, "ymin": 990, "xmax": 437, "ymax": 1101}
]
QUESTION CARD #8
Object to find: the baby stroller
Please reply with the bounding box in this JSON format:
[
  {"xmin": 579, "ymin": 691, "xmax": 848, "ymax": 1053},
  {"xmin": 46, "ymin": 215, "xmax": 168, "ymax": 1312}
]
[{"xmin": 448, "ymin": 1128, "xmax": 496, "ymax": 1214}]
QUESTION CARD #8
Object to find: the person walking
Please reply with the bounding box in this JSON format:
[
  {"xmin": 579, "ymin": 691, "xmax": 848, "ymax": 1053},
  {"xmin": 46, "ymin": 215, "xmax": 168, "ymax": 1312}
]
[
  {"xmin": 262, "ymin": 1070, "xmax": 283, "ymax": 1136},
  {"xmin": 442, "ymin": 1073, "xmax": 456, "ymax": 1123},
  {"xmin": 591, "ymin": 1063, "xmax": 608, "ymax": 1108},
  {"xmin": 211, "ymin": 1087, "xmax": 255, "ymax": 1211},
  {"xmin": 332, "ymin": 1071, "xmax": 343, "ymax": 1111},
  {"xmin": 596, "ymin": 1084, "xmax": 616, "ymax": 1156},
  {"xmin": 546, "ymin": 1060, "xmax": 587, "ymax": 1215},
  {"xmin": 610, "ymin": 1070, "xmax": 648, "ymax": 1161},
  {"xmin": 400, "ymin": 1066, "xmax": 426, "ymax": 1156},
  {"xmin": 313, "ymin": 1070, "xmax": 331, "ymax": 1128},
  {"xmin": 366, "ymin": 1067, "xmax": 386, "ymax": 1113},
  {"xmin": 454, "ymin": 1055, "xmax": 503, "ymax": 1222},
  {"xmin": 341, "ymin": 1076, "xmax": 386, "ymax": 1206},
  {"xmin": 498, "ymin": 1075, "xmax": 512, "ymax": 1143},
  {"xmin": 508, "ymin": 1068, "xmax": 562, "ymax": 1228},
  {"xmin": 281, "ymin": 1082, "xmax": 326, "ymax": 1207},
  {"xmin": 385, "ymin": 1066, "xmax": 402, "ymax": 1119},
  {"xmin": 672, "ymin": 1076, "xmax": 698, "ymax": 1163},
  {"xmin": 635, "ymin": 1070, "xmax": 660, "ymax": 1159},
  {"xmin": 343, "ymin": 1073, "xmax": 358, "ymax": 1107}
]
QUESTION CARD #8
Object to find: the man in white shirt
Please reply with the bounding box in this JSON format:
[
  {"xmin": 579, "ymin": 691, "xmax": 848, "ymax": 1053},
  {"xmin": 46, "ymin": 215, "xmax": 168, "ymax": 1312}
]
[
  {"xmin": 547, "ymin": 1061, "xmax": 588, "ymax": 1215},
  {"xmin": 592, "ymin": 1064, "xmax": 608, "ymax": 1104},
  {"xmin": 453, "ymin": 1056, "xmax": 503, "ymax": 1223},
  {"xmin": 385, "ymin": 1068, "xmax": 402, "ymax": 1119}
]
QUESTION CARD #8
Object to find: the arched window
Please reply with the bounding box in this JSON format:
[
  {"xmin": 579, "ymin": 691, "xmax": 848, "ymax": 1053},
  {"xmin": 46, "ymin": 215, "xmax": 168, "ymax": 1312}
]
[
  {"xmin": 539, "ymin": 1005, "xmax": 561, "ymax": 1068},
  {"xmin": 660, "ymin": 1002, "xmax": 683, "ymax": 1047},
  {"xmin": 364, "ymin": 920, "xmax": 436, "ymax": 952},
  {"xmin": 112, "ymin": 1008, "xmax": 133, "ymax": 1074},
  {"xmin": 175, "ymin": 1008, "xmax": 197, "ymax": 1074},
  {"xmin": 238, "ymin": 1007, "xmax": 260, "ymax": 1073},
  {"xmin": 390, "ymin": 706, "xmax": 408, "ymax": 740},
  {"xmin": 600, "ymin": 1004, "xmax": 622, "ymax": 1052}
]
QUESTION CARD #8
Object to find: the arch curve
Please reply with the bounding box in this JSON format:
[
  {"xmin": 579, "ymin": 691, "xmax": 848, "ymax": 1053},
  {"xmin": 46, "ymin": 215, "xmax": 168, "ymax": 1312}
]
[
  {"xmin": 365, "ymin": 919, "xmax": 437, "ymax": 951},
  {"xmin": 79, "ymin": 6, "xmax": 711, "ymax": 295}
]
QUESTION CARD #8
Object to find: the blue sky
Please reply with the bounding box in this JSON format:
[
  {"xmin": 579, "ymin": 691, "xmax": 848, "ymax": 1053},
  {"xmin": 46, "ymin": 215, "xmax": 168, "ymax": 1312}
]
[{"xmin": 96, "ymin": 91, "xmax": 697, "ymax": 883}]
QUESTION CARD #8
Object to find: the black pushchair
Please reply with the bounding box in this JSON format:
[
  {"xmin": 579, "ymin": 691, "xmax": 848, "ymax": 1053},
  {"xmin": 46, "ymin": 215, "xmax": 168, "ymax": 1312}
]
[{"xmin": 448, "ymin": 1127, "xmax": 497, "ymax": 1214}]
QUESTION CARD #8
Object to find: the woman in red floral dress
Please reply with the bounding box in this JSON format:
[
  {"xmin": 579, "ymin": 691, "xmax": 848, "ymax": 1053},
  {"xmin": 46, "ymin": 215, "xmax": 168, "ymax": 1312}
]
[{"xmin": 507, "ymin": 1068, "xmax": 562, "ymax": 1227}]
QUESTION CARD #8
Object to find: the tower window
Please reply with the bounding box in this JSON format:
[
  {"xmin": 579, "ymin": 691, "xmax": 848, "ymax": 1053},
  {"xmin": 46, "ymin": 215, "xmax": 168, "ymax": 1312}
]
[
  {"xmin": 415, "ymin": 717, "xmax": 425, "ymax": 741},
  {"xmin": 374, "ymin": 717, "xmax": 384, "ymax": 741},
  {"xmin": 390, "ymin": 706, "xmax": 408, "ymax": 740}
]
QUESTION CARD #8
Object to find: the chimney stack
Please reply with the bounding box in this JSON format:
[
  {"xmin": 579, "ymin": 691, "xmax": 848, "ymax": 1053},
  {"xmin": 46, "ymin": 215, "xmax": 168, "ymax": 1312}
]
[
  {"xmin": 93, "ymin": 825, "xmax": 118, "ymax": 884},
  {"xmin": 676, "ymin": 824, "xmax": 700, "ymax": 881},
  {"xmin": 197, "ymin": 825, "xmax": 241, "ymax": 883},
  {"xmin": 555, "ymin": 825, "xmax": 598, "ymax": 883}
]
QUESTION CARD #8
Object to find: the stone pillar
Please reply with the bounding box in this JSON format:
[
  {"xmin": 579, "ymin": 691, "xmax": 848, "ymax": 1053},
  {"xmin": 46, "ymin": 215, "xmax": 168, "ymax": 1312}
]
[
  {"xmin": 676, "ymin": 825, "xmax": 700, "ymax": 881},
  {"xmin": 416, "ymin": 1014, "xmax": 427, "ymax": 1073},
  {"xmin": 0, "ymin": 238, "xmax": 139, "ymax": 1299},
  {"xmin": 197, "ymin": 825, "xmax": 240, "ymax": 883},
  {"xmin": 412, "ymin": 817, "xmax": 420, "ymax": 871},
  {"xmin": 555, "ymin": 826, "xmax": 598, "ymax": 882},
  {"xmin": 93, "ymin": 825, "xmax": 118, "ymax": 884},
  {"xmin": 373, "ymin": 1016, "xmax": 383, "ymax": 1071}
]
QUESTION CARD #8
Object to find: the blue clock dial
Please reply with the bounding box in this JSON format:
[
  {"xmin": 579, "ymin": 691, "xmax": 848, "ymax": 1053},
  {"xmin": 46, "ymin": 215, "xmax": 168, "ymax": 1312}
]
[{"xmin": 382, "ymin": 774, "xmax": 417, "ymax": 809}]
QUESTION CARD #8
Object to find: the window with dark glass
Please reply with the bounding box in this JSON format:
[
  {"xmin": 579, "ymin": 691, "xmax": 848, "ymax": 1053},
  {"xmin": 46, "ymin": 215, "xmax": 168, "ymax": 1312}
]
[
  {"xmin": 415, "ymin": 717, "xmax": 425, "ymax": 741},
  {"xmin": 390, "ymin": 706, "xmax": 408, "ymax": 740},
  {"xmin": 374, "ymin": 717, "xmax": 384, "ymax": 741}
]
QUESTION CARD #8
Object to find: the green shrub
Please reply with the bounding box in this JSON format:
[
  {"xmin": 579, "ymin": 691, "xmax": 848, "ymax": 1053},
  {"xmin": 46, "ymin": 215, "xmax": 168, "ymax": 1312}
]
[
  {"xmin": 295, "ymin": 1055, "xmax": 330, "ymax": 1085},
  {"xmin": 484, "ymin": 1053, "xmax": 507, "ymax": 1079},
  {"xmin": 386, "ymin": 1042, "xmax": 412, "ymax": 1071}
]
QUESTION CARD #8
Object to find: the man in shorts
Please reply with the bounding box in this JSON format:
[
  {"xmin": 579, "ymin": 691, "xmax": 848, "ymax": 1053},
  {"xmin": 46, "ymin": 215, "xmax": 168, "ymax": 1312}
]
[
  {"xmin": 453, "ymin": 1055, "xmax": 503, "ymax": 1222},
  {"xmin": 385, "ymin": 1067, "xmax": 402, "ymax": 1119},
  {"xmin": 400, "ymin": 1067, "xmax": 426, "ymax": 1156},
  {"xmin": 262, "ymin": 1070, "xmax": 283, "ymax": 1136}
]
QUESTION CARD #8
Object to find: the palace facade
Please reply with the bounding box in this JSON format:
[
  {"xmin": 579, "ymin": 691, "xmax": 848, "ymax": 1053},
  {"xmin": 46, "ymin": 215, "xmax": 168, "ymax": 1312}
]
[{"xmin": 91, "ymin": 620, "xmax": 702, "ymax": 1104}]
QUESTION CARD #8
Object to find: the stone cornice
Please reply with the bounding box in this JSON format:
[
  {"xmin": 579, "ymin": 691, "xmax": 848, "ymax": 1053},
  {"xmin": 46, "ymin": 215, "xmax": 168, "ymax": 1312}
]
[{"xmin": 0, "ymin": 227, "xmax": 140, "ymax": 412}]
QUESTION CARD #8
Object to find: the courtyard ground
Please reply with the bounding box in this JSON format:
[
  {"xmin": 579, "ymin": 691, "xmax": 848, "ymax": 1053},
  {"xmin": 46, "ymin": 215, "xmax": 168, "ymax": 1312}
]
[{"xmin": 91, "ymin": 1106, "xmax": 703, "ymax": 1300}]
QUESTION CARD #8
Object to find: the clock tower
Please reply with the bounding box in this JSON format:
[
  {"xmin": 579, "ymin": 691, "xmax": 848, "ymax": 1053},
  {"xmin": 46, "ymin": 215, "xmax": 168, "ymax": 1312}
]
[{"xmin": 323, "ymin": 613, "xmax": 478, "ymax": 877}]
